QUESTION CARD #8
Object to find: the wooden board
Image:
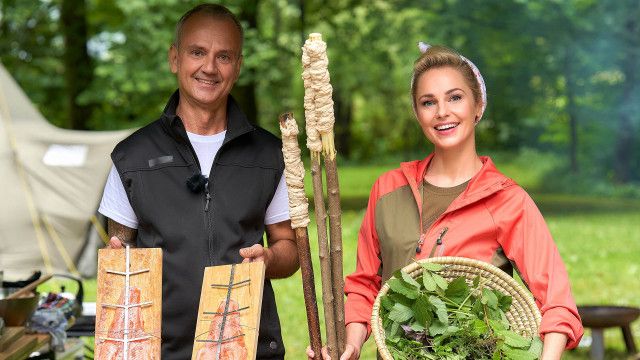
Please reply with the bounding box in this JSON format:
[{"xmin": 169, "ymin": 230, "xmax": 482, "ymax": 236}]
[
  {"xmin": 0, "ymin": 327, "xmax": 25, "ymax": 351},
  {"xmin": 192, "ymin": 262, "xmax": 265, "ymax": 360},
  {"xmin": 0, "ymin": 332, "xmax": 48, "ymax": 360},
  {"xmin": 94, "ymin": 247, "xmax": 162, "ymax": 360}
]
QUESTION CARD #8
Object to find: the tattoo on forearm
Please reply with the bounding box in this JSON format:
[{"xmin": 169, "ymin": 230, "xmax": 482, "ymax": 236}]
[{"xmin": 108, "ymin": 218, "xmax": 137, "ymax": 246}]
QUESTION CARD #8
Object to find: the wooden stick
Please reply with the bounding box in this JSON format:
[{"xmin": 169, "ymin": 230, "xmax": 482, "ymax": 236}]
[
  {"xmin": 6, "ymin": 274, "xmax": 53, "ymax": 299},
  {"xmin": 311, "ymin": 151, "xmax": 340, "ymax": 360},
  {"xmin": 324, "ymin": 153, "xmax": 346, "ymax": 353},
  {"xmin": 295, "ymin": 228, "xmax": 323, "ymax": 360},
  {"xmin": 279, "ymin": 113, "xmax": 322, "ymax": 360}
]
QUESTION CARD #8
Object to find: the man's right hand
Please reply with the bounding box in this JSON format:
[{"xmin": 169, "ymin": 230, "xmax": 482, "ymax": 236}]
[
  {"xmin": 108, "ymin": 236, "xmax": 125, "ymax": 249},
  {"xmin": 106, "ymin": 219, "xmax": 137, "ymax": 248}
]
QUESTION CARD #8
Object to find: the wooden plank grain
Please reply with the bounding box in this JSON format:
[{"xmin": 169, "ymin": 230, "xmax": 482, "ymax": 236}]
[
  {"xmin": 0, "ymin": 334, "xmax": 37, "ymax": 360},
  {"xmin": 0, "ymin": 327, "xmax": 25, "ymax": 352},
  {"xmin": 94, "ymin": 247, "xmax": 162, "ymax": 359},
  {"xmin": 192, "ymin": 262, "xmax": 265, "ymax": 360}
]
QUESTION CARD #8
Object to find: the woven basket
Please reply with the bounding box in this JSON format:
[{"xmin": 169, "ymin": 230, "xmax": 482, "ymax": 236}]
[{"xmin": 371, "ymin": 256, "xmax": 541, "ymax": 360}]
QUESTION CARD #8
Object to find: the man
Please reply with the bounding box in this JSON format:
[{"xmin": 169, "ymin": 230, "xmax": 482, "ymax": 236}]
[{"xmin": 98, "ymin": 4, "xmax": 299, "ymax": 359}]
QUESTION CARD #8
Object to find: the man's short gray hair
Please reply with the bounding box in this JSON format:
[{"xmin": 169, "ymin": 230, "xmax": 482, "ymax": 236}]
[{"xmin": 173, "ymin": 3, "xmax": 244, "ymax": 49}]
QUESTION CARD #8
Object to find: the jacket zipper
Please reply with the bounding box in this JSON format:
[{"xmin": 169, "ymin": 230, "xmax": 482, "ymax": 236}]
[
  {"xmin": 180, "ymin": 123, "xmax": 255, "ymax": 266},
  {"xmin": 428, "ymin": 227, "xmax": 448, "ymax": 258}
]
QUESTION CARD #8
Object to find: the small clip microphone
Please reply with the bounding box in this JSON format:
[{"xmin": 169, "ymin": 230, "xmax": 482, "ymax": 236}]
[{"xmin": 186, "ymin": 173, "xmax": 207, "ymax": 193}]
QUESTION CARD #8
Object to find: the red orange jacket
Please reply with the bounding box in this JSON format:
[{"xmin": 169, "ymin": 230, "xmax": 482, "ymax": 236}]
[{"xmin": 344, "ymin": 154, "xmax": 583, "ymax": 348}]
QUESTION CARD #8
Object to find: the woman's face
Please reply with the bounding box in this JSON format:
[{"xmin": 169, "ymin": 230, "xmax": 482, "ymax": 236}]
[{"xmin": 414, "ymin": 66, "xmax": 482, "ymax": 152}]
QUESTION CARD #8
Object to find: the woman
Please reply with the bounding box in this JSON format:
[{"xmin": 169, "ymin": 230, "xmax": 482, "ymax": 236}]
[{"xmin": 309, "ymin": 44, "xmax": 583, "ymax": 359}]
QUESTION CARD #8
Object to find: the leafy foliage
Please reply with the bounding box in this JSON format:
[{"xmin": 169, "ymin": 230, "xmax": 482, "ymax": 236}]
[
  {"xmin": 379, "ymin": 263, "xmax": 542, "ymax": 359},
  {"xmin": 1, "ymin": 1, "xmax": 638, "ymax": 185}
]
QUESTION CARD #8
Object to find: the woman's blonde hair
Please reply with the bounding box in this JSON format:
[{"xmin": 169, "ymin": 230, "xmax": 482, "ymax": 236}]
[{"xmin": 410, "ymin": 45, "xmax": 483, "ymax": 109}]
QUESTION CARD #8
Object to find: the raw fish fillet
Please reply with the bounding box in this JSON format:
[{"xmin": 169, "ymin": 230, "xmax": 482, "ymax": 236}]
[
  {"xmin": 96, "ymin": 287, "xmax": 155, "ymax": 360},
  {"xmin": 196, "ymin": 299, "xmax": 247, "ymax": 360}
]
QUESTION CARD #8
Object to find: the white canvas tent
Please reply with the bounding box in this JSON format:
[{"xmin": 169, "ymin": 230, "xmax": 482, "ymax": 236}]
[{"xmin": 0, "ymin": 63, "xmax": 131, "ymax": 279}]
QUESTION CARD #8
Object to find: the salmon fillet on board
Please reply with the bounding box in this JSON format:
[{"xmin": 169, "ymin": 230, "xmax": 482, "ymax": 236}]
[
  {"xmin": 95, "ymin": 287, "xmax": 155, "ymax": 360},
  {"xmin": 196, "ymin": 299, "xmax": 248, "ymax": 360}
]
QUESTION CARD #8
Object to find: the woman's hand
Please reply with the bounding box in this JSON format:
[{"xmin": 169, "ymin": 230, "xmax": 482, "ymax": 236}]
[{"xmin": 305, "ymin": 343, "xmax": 360, "ymax": 360}]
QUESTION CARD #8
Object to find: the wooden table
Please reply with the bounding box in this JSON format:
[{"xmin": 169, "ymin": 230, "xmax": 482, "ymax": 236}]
[{"xmin": 0, "ymin": 327, "xmax": 50, "ymax": 360}]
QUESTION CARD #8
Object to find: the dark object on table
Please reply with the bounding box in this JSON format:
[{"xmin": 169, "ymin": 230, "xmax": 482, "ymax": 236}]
[
  {"xmin": 2, "ymin": 271, "xmax": 41, "ymax": 289},
  {"xmin": 578, "ymin": 305, "xmax": 640, "ymax": 360}
]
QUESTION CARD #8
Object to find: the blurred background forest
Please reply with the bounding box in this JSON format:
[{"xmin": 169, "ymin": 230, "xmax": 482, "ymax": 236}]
[
  {"xmin": 1, "ymin": 0, "xmax": 639, "ymax": 195},
  {"xmin": 2, "ymin": 2, "xmax": 640, "ymax": 358}
]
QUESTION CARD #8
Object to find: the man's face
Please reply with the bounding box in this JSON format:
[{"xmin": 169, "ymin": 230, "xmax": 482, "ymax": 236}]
[{"xmin": 169, "ymin": 14, "xmax": 242, "ymax": 110}]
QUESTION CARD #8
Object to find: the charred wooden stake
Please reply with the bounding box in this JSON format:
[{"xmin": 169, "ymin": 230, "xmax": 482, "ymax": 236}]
[{"xmin": 279, "ymin": 113, "xmax": 322, "ymax": 360}]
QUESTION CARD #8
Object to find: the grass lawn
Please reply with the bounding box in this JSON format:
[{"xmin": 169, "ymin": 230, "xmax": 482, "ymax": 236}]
[{"xmin": 40, "ymin": 160, "xmax": 640, "ymax": 359}]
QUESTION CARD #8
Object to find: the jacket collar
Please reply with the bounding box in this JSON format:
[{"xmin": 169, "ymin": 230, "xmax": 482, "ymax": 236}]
[
  {"xmin": 160, "ymin": 89, "xmax": 255, "ymax": 145},
  {"xmin": 400, "ymin": 153, "xmax": 516, "ymax": 214}
]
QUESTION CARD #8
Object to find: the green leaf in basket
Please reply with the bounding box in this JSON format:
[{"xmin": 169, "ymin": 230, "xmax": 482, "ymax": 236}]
[
  {"xmin": 488, "ymin": 318, "xmax": 507, "ymax": 332},
  {"xmin": 420, "ymin": 262, "xmax": 444, "ymax": 272},
  {"xmin": 501, "ymin": 347, "xmax": 539, "ymax": 360},
  {"xmin": 388, "ymin": 278, "xmax": 419, "ymax": 299},
  {"xmin": 445, "ymin": 277, "xmax": 470, "ymax": 304},
  {"xmin": 412, "ymin": 294, "xmax": 433, "ymax": 327},
  {"xmin": 381, "ymin": 294, "xmax": 395, "ymax": 311},
  {"xmin": 428, "ymin": 319, "xmax": 448, "ymax": 336},
  {"xmin": 389, "ymin": 302, "xmax": 414, "ymax": 323},
  {"xmin": 528, "ymin": 337, "xmax": 543, "ymax": 357},
  {"xmin": 497, "ymin": 290, "xmax": 513, "ymax": 312},
  {"xmin": 432, "ymin": 273, "xmax": 449, "ymax": 290},
  {"xmin": 388, "ymin": 292, "xmax": 413, "ymax": 307},
  {"xmin": 471, "ymin": 318, "xmax": 489, "ymax": 336},
  {"xmin": 422, "ymin": 271, "xmax": 437, "ymax": 292},
  {"xmin": 481, "ymin": 288, "xmax": 499, "ymax": 309},
  {"xmin": 428, "ymin": 295, "xmax": 448, "ymax": 323},
  {"xmin": 497, "ymin": 329, "xmax": 531, "ymax": 348},
  {"xmin": 400, "ymin": 270, "xmax": 421, "ymax": 289}
]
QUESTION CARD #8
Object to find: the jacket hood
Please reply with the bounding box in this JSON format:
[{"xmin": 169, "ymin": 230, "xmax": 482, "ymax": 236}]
[{"xmin": 399, "ymin": 153, "xmax": 516, "ymax": 214}]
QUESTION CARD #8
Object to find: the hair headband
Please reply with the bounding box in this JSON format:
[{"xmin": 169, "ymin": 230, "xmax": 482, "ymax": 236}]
[{"xmin": 418, "ymin": 42, "xmax": 487, "ymax": 121}]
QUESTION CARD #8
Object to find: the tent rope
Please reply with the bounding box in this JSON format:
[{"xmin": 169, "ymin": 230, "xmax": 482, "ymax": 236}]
[
  {"xmin": 90, "ymin": 214, "xmax": 110, "ymax": 246},
  {"xmin": 42, "ymin": 215, "xmax": 81, "ymax": 276}
]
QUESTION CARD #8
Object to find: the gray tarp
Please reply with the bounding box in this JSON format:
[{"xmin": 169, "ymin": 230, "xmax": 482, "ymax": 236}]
[{"xmin": 0, "ymin": 63, "xmax": 131, "ymax": 278}]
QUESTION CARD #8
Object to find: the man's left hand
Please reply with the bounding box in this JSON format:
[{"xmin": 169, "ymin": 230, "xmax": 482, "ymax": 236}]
[{"xmin": 239, "ymin": 244, "xmax": 272, "ymax": 267}]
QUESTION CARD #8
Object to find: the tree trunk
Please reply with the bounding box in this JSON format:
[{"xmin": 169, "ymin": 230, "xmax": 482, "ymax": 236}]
[
  {"xmin": 61, "ymin": 0, "xmax": 93, "ymax": 130},
  {"xmin": 563, "ymin": 47, "xmax": 579, "ymax": 173},
  {"xmin": 614, "ymin": 11, "xmax": 639, "ymax": 183},
  {"xmin": 333, "ymin": 88, "xmax": 353, "ymax": 158}
]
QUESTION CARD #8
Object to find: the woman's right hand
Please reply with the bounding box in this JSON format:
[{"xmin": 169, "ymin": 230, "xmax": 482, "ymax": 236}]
[{"xmin": 305, "ymin": 344, "xmax": 360, "ymax": 360}]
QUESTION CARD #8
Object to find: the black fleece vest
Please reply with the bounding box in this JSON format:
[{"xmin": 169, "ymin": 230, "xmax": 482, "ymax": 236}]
[{"xmin": 112, "ymin": 91, "xmax": 286, "ymax": 359}]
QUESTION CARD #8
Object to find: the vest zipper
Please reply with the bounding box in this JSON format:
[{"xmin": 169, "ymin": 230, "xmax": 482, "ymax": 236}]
[
  {"xmin": 428, "ymin": 227, "xmax": 448, "ymax": 258},
  {"xmin": 204, "ymin": 188, "xmax": 211, "ymax": 212}
]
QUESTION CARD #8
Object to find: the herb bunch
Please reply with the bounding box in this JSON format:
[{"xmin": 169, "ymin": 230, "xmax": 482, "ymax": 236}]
[{"xmin": 379, "ymin": 262, "xmax": 542, "ymax": 360}]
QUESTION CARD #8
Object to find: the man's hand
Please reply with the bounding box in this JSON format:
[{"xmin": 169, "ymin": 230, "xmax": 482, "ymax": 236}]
[
  {"xmin": 107, "ymin": 218, "xmax": 137, "ymax": 248},
  {"xmin": 239, "ymin": 244, "xmax": 272, "ymax": 267},
  {"xmin": 108, "ymin": 236, "xmax": 125, "ymax": 249}
]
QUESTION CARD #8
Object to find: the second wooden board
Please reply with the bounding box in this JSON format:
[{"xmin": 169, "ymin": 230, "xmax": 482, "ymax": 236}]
[{"xmin": 192, "ymin": 261, "xmax": 265, "ymax": 360}]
